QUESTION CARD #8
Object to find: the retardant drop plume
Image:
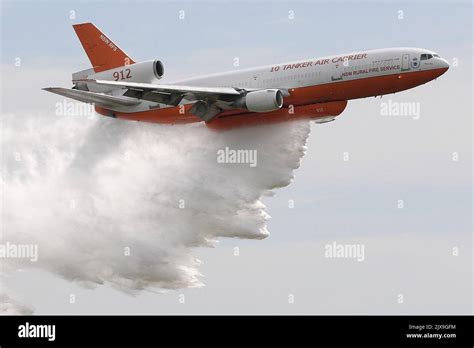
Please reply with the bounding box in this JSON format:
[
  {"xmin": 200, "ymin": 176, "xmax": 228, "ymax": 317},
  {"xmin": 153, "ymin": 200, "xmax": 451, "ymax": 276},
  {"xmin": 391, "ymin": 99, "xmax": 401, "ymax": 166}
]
[{"xmin": 0, "ymin": 111, "xmax": 311, "ymax": 313}]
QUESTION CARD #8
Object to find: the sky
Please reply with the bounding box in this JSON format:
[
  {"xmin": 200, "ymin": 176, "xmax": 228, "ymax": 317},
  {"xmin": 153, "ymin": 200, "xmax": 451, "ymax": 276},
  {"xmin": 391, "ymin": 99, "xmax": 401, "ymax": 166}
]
[{"xmin": 0, "ymin": 0, "xmax": 472, "ymax": 314}]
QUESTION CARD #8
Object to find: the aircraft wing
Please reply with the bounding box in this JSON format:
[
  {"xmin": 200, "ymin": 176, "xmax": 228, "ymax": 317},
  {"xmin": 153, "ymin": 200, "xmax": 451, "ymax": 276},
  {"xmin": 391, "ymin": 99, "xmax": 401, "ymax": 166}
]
[
  {"xmin": 82, "ymin": 79, "xmax": 251, "ymax": 122},
  {"xmin": 58, "ymin": 79, "xmax": 290, "ymax": 123},
  {"xmin": 43, "ymin": 87, "xmax": 141, "ymax": 108},
  {"xmin": 87, "ymin": 79, "xmax": 243, "ymax": 99}
]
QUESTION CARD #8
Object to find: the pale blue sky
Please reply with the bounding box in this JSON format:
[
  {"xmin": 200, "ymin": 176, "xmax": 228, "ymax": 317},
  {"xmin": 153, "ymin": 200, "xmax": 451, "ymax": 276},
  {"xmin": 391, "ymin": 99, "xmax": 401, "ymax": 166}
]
[{"xmin": 1, "ymin": 0, "xmax": 471, "ymax": 68}]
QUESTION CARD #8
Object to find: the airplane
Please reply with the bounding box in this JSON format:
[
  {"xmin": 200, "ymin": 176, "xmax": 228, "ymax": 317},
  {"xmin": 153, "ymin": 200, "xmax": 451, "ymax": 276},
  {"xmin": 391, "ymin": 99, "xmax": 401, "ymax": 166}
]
[{"xmin": 44, "ymin": 23, "xmax": 449, "ymax": 130}]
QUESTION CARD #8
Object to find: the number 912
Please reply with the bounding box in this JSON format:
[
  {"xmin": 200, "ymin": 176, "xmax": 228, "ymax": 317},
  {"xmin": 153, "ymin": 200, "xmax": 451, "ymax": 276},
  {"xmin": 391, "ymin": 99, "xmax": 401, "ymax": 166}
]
[{"xmin": 113, "ymin": 68, "xmax": 132, "ymax": 81}]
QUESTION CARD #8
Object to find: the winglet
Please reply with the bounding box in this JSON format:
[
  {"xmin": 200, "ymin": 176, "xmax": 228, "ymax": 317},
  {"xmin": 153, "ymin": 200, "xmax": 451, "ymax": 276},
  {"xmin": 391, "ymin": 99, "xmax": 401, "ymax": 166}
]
[{"xmin": 72, "ymin": 22, "xmax": 135, "ymax": 73}]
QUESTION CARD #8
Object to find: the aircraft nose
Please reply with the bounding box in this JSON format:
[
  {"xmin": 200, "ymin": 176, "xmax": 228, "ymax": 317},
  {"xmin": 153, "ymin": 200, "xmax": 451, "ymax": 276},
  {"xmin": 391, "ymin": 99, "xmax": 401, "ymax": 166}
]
[{"xmin": 439, "ymin": 58, "xmax": 450, "ymax": 71}]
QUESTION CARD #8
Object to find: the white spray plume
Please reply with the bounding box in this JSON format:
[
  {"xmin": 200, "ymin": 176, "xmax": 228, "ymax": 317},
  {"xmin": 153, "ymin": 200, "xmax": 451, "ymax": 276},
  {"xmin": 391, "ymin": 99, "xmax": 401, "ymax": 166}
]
[
  {"xmin": 0, "ymin": 292, "xmax": 34, "ymax": 315},
  {"xmin": 0, "ymin": 111, "xmax": 311, "ymax": 309}
]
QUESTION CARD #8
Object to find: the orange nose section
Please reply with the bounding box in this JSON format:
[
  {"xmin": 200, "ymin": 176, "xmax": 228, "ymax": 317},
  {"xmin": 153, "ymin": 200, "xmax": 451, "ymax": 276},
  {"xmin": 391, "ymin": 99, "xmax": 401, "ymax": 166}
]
[{"xmin": 435, "ymin": 67, "xmax": 449, "ymax": 79}]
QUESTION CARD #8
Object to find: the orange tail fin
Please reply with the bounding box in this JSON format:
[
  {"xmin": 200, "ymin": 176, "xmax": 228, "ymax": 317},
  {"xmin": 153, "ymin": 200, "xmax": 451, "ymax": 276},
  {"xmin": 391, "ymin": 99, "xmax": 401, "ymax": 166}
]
[{"xmin": 72, "ymin": 22, "xmax": 135, "ymax": 73}]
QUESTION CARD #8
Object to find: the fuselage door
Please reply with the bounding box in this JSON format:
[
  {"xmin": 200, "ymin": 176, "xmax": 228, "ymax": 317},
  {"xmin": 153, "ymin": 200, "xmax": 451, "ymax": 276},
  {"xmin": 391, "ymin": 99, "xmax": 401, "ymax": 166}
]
[
  {"xmin": 401, "ymin": 54, "xmax": 410, "ymax": 71},
  {"xmin": 331, "ymin": 63, "xmax": 343, "ymax": 81}
]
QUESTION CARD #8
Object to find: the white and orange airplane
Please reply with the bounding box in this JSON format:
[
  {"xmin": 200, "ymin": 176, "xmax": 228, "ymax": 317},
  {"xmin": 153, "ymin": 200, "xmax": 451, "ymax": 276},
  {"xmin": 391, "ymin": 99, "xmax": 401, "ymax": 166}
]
[{"xmin": 44, "ymin": 23, "xmax": 449, "ymax": 130}]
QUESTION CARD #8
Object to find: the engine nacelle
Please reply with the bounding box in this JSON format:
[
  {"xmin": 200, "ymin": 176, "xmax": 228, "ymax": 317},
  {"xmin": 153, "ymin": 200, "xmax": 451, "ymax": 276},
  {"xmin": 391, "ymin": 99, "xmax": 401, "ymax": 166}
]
[
  {"xmin": 80, "ymin": 60, "xmax": 164, "ymax": 93},
  {"xmin": 236, "ymin": 89, "xmax": 284, "ymax": 112}
]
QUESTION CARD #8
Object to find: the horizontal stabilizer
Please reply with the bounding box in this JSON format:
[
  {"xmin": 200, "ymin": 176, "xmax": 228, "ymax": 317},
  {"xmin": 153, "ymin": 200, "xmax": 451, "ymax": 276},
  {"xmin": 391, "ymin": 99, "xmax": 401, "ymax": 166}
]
[{"xmin": 43, "ymin": 88, "xmax": 141, "ymax": 108}]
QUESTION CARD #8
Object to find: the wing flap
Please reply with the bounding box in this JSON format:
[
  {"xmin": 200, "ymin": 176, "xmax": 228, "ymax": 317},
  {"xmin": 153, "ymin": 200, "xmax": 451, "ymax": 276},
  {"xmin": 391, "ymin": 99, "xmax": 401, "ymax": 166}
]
[{"xmin": 43, "ymin": 87, "xmax": 141, "ymax": 108}]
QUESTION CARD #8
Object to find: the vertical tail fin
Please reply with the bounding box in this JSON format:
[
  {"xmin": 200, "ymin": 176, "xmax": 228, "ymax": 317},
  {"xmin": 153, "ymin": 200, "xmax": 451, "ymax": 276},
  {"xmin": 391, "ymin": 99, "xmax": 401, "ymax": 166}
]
[{"xmin": 72, "ymin": 22, "xmax": 135, "ymax": 73}]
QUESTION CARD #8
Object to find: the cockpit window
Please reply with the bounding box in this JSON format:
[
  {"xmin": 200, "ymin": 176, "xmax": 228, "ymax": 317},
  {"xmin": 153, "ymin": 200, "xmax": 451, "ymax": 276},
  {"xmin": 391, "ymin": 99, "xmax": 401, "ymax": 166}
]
[
  {"xmin": 433, "ymin": 54, "xmax": 440, "ymax": 57},
  {"xmin": 420, "ymin": 54, "xmax": 434, "ymax": 60}
]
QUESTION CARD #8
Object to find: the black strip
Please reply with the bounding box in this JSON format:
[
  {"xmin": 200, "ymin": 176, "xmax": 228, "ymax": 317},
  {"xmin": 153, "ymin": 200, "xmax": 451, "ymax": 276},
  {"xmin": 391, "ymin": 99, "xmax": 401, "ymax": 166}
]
[{"xmin": 0, "ymin": 315, "xmax": 472, "ymax": 346}]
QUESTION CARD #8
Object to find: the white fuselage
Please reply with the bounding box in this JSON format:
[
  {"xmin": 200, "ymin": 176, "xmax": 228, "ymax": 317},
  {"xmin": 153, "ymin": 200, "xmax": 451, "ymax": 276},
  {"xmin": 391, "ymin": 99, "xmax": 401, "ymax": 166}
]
[{"xmin": 113, "ymin": 47, "xmax": 448, "ymax": 113}]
